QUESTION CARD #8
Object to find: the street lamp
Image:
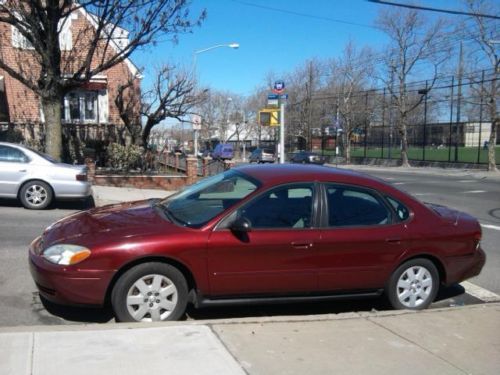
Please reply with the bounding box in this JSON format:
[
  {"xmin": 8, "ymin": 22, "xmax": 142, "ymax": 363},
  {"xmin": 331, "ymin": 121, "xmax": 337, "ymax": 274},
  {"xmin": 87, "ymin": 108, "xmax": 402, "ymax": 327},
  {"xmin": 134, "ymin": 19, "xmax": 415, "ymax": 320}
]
[
  {"xmin": 192, "ymin": 43, "xmax": 239, "ymax": 157},
  {"xmin": 192, "ymin": 42, "xmax": 240, "ymax": 75}
]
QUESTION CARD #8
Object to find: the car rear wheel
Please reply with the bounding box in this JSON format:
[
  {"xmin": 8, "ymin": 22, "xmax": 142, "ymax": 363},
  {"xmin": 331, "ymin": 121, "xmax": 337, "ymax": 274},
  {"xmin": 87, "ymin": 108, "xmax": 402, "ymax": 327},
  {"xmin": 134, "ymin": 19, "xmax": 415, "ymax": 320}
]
[
  {"xmin": 387, "ymin": 259, "xmax": 438, "ymax": 310},
  {"xmin": 19, "ymin": 180, "xmax": 53, "ymax": 209},
  {"xmin": 111, "ymin": 263, "xmax": 188, "ymax": 322}
]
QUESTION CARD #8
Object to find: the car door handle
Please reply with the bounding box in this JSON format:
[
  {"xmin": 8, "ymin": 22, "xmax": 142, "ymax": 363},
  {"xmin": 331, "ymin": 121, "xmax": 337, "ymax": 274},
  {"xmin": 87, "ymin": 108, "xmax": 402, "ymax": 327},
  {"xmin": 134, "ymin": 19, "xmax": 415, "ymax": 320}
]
[
  {"xmin": 18, "ymin": 169, "xmax": 27, "ymax": 173},
  {"xmin": 386, "ymin": 237, "xmax": 401, "ymax": 244},
  {"xmin": 291, "ymin": 242, "xmax": 313, "ymax": 249}
]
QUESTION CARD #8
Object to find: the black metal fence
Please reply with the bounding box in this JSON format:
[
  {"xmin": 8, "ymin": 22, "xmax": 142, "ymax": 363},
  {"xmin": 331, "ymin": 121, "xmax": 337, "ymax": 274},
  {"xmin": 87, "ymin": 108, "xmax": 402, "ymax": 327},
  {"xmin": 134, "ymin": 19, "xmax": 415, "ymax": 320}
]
[{"xmin": 315, "ymin": 69, "xmax": 498, "ymax": 165}]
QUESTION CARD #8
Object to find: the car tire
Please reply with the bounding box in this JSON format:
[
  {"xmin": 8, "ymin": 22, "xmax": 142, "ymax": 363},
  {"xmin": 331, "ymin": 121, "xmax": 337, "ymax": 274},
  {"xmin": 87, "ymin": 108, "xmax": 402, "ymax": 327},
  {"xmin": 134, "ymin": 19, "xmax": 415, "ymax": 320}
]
[
  {"xmin": 19, "ymin": 180, "xmax": 53, "ymax": 210},
  {"xmin": 386, "ymin": 258, "xmax": 439, "ymax": 310},
  {"xmin": 111, "ymin": 263, "xmax": 188, "ymax": 322}
]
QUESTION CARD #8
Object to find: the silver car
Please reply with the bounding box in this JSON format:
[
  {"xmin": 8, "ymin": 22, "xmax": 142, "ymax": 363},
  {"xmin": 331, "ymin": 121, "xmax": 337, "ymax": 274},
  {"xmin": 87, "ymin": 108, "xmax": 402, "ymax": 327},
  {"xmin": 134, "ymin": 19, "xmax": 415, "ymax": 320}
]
[
  {"xmin": 0, "ymin": 142, "xmax": 91, "ymax": 209},
  {"xmin": 249, "ymin": 148, "xmax": 276, "ymax": 163}
]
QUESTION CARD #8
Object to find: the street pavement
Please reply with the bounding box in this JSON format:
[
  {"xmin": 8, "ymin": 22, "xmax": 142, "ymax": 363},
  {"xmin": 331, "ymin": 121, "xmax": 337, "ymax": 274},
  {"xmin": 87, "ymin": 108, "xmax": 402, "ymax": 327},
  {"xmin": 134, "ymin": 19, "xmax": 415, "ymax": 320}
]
[{"xmin": 1, "ymin": 164, "xmax": 500, "ymax": 374}]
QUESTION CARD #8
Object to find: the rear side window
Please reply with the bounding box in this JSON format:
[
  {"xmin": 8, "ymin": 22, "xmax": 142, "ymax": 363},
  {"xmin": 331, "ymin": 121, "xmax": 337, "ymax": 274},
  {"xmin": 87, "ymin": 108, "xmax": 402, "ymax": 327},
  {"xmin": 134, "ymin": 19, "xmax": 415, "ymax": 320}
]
[
  {"xmin": 326, "ymin": 185, "xmax": 390, "ymax": 227},
  {"xmin": 386, "ymin": 196, "xmax": 410, "ymax": 221},
  {"xmin": 0, "ymin": 145, "xmax": 28, "ymax": 163}
]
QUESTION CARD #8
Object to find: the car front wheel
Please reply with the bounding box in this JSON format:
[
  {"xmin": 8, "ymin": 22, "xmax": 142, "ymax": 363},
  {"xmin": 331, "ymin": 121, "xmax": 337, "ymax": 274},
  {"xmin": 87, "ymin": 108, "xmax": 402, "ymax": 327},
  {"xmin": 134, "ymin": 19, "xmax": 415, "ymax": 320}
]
[
  {"xmin": 19, "ymin": 180, "xmax": 53, "ymax": 209},
  {"xmin": 386, "ymin": 258, "xmax": 439, "ymax": 310},
  {"xmin": 111, "ymin": 263, "xmax": 188, "ymax": 322}
]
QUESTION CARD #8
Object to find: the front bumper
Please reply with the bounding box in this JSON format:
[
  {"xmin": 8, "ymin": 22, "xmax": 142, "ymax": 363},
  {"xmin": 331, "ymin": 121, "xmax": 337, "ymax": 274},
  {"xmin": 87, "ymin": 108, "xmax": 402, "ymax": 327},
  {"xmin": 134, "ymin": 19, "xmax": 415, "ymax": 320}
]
[{"xmin": 29, "ymin": 239, "xmax": 114, "ymax": 306}]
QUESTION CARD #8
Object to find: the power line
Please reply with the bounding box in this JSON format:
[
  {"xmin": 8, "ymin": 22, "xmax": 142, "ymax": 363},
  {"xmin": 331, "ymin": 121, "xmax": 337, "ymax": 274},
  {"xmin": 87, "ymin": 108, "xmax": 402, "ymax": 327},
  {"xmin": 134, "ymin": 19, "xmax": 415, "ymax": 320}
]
[
  {"xmin": 367, "ymin": 0, "xmax": 500, "ymax": 20},
  {"xmin": 232, "ymin": 0, "xmax": 381, "ymax": 30}
]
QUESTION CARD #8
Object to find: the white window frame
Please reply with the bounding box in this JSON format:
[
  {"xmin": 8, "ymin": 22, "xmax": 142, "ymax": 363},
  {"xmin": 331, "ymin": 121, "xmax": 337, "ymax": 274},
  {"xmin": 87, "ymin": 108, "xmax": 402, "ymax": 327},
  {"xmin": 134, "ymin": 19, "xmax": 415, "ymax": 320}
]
[{"xmin": 63, "ymin": 90, "xmax": 99, "ymax": 124}]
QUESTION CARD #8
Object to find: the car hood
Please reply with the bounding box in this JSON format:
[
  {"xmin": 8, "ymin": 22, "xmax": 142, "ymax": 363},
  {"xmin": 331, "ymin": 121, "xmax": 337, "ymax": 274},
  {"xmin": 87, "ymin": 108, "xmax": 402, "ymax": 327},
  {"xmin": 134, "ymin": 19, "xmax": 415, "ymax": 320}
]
[{"xmin": 42, "ymin": 199, "xmax": 172, "ymax": 246}]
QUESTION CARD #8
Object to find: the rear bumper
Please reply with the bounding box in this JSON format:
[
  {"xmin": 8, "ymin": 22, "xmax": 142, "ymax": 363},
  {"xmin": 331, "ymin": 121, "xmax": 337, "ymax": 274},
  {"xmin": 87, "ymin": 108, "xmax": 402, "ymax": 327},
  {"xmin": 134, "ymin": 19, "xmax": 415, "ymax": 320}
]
[
  {"xmin": 445, "ymin": 247, "xmax": 486, "ymax": 285},
  {"xmin": 53, "ymin": 181, "xmax": 92, "ymax": 199}
]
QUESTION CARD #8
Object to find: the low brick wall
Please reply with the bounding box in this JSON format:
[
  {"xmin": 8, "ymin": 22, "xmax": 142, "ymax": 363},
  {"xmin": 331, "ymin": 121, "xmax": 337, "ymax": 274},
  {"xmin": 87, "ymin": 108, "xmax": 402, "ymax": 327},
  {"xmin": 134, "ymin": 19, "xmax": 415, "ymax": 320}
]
[{"xmin": 93, "ymin": 174, "xmax": 189, "ymax": 190}]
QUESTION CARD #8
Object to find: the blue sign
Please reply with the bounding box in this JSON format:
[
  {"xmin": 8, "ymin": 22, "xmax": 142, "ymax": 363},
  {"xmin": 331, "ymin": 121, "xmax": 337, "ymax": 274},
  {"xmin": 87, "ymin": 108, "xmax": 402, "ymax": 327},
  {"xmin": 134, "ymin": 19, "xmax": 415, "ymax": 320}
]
[
  {"xmin": 279, "ymin": 94, "xmax": 288, "ymax": 100},
  {"xmin": 268, "ymin": 94, "xmax": 279, "ymax": 100}
]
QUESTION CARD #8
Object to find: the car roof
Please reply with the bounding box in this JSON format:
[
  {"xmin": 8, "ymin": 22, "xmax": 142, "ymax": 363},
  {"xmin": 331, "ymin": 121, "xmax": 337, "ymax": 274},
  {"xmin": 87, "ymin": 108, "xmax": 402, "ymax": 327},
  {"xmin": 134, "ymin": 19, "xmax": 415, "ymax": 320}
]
[{"xmin": 235, "ymin": 164, "xmax": 386, "ymax": 188}]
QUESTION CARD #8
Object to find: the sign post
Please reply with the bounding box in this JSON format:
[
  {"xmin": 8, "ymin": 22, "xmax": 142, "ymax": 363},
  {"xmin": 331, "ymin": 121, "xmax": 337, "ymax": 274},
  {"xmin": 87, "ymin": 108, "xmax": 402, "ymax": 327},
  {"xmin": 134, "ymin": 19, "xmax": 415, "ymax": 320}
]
[
  {"xmin": 273, "ymin": 81, "xmax": 286, "ymax": 164},
  {"xmin": 192, "ymin": 115, "xmax": 202, "ymax": 157}
]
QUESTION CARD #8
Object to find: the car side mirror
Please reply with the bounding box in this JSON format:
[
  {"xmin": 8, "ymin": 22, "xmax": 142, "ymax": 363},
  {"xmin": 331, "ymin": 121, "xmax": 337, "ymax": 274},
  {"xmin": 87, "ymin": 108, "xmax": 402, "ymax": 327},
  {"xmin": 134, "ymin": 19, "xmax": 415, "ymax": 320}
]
[{"xmin": 231, "ymin": 217, "xmax": 251, "ymax": 232}]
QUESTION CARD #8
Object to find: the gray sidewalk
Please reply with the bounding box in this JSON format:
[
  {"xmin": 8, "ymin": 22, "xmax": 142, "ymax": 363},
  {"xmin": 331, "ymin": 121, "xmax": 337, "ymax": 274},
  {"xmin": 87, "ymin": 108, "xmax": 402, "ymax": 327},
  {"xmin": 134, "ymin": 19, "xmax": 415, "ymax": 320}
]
[{"xmin": 1, "ymin": 303, "xmax": 499, "ymax": 375}]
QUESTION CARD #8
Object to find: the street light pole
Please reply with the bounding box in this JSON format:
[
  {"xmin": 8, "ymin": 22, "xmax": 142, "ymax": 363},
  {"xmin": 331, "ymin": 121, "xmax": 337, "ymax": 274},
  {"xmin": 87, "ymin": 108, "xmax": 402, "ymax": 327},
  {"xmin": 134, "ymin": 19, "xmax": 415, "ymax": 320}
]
[{"xmin": 191, "ymin": 43, "xmax": 239, "ymax": 156}]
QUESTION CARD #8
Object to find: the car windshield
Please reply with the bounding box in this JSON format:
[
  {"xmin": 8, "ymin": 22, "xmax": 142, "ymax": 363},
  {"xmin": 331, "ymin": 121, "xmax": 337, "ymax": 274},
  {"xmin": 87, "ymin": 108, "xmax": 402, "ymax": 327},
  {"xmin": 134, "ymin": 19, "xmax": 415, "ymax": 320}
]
[{"xmin": 159, "ymin": 170, "xmax": 260, "ymax": 228}]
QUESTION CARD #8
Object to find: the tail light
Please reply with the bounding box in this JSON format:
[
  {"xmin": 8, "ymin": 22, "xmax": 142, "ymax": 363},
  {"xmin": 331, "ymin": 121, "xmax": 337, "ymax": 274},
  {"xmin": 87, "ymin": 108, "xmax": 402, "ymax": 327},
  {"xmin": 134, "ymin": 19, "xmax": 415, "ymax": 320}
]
[{"xmin": 76, "ymin": 173, "xmax": 87, "ymax": 181}]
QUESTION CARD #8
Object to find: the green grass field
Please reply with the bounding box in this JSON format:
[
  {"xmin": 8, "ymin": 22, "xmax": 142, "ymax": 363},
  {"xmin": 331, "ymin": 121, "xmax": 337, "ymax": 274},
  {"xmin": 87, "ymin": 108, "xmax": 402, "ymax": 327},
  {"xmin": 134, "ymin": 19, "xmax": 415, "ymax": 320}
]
[{"xmin": 347, "ymin": 146, "xmax": 500, "ymax": 164}]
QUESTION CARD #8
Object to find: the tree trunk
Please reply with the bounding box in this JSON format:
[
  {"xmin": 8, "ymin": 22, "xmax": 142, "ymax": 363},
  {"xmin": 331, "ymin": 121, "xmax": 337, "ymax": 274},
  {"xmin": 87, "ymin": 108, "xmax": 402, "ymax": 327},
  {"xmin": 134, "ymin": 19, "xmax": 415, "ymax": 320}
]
[
  {"xmin": 488, "ymin": 117, "xmax": 498, "ymax": 172},
  {"xmin": 344, "ymin": 130, "xmax": 352, "ymax": 164},
  {"xmin": 399, "ymin": 116, "xmax": 410, "ymax": 168},
  {"xmin": 487, "ymin": 78, "xmax": 498, "ymax": 172},
  {"xmin": 41, "ymin": 97, "xmax": 63, "ymax": 162}
]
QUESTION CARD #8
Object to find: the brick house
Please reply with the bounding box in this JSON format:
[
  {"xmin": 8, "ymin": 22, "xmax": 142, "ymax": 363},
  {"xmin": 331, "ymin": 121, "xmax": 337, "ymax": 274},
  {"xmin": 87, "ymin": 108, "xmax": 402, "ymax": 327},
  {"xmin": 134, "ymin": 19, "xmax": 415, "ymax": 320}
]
[{"xmin": 0, "ymin": 6, "xmax": 141, "ymax": 144}]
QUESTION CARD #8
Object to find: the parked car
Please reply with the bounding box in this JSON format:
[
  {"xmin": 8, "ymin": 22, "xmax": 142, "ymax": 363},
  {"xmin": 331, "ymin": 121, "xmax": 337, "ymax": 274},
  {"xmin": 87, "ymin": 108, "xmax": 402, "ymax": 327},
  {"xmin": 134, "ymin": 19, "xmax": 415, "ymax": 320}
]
[
  {"xmin": 0, "ymin": 142, "xmax": 91, "ymax": 209},
  {"xmin": 290, "ymin": 151, "xmax": 327, "ymax": 165},
  {"xmin": 211, "ymin": 143, "xmax": 234, "ymax": 160},
  {"xmin": 249, "ymin": 148, "xmax": 275, "ymax": 163},
  {"xmin": 29, "ymin": 164, "xmax": 485, "ymax": 322}
]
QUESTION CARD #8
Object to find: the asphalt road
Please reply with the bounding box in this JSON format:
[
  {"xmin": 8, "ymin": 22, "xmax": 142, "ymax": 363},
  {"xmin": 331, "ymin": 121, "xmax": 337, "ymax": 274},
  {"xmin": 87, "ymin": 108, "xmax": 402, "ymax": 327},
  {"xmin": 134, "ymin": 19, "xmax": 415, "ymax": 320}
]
[{"xmin": 0, "ymin": 166, "xmax": 498, "ymax": 327}]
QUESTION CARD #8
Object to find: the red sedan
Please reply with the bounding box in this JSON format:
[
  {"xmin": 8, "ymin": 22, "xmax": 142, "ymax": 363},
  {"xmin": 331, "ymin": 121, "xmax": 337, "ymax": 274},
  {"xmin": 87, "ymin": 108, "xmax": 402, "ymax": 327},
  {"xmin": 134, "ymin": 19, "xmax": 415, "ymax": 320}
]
[{"xmin": 29, "ymin": 164, "xmax": 485, "ymax": 322}]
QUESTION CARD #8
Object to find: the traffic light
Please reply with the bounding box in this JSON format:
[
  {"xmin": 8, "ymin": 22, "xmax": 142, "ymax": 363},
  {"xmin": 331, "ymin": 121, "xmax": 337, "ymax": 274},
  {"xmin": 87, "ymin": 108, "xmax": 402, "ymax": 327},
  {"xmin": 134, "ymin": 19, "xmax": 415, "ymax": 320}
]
[{"xmin": 258, "ymin": 109, "xmax": 280, "ymax": 126}]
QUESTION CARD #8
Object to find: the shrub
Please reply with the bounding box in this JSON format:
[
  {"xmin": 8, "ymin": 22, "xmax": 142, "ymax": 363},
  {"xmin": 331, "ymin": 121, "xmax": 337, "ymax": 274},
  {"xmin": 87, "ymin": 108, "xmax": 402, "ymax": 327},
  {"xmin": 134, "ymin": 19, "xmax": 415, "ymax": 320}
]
[{"xmin": 106, "ymin": 143, "xmax": 144, "ymax": 171}]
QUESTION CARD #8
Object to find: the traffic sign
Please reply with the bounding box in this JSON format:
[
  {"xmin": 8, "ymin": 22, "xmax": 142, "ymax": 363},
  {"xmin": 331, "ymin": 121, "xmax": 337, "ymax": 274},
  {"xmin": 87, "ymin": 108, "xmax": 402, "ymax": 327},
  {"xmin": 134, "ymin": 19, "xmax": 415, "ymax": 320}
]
[
  {"xmin": 272, "ymin": 80, "xmax": 285, "ymax": 94},
  {"xmin": 268, "ymin": 94, "xmax": 279, "ymax": 100},
  {"xmin": 279, "ymin": 94, "xmax": 288, "ymax": 100},
  {"xmin": 192, "ymin": 114, "xmax": 202, "ymax": 130}
]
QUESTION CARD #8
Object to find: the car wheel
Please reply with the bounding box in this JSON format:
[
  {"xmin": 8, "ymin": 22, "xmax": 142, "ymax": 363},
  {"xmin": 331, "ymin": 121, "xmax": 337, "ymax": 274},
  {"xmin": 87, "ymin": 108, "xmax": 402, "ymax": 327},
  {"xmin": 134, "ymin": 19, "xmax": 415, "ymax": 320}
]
[
  {"xmin": 19, "ymin": 180, "xmax": 53, "ymax": 209},
  {"xmin": 387, "ymin": 258, "xmax": 439, "ymax": 310},
  {"xmin": 111, "ymin": 263, "xmax": 188, "ymax": 322}
]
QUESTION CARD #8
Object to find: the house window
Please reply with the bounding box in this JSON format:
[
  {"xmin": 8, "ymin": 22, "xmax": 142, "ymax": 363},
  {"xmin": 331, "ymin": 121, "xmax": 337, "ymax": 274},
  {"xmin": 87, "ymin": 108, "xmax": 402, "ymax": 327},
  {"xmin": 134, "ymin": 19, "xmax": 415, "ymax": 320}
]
[
  {"xmin": 64, "ymin": 91, "xmax": 98, "ymax": 123},
  {"xmin": 11, "ymin": 25, "xmax": 34, "ymax": 50}
]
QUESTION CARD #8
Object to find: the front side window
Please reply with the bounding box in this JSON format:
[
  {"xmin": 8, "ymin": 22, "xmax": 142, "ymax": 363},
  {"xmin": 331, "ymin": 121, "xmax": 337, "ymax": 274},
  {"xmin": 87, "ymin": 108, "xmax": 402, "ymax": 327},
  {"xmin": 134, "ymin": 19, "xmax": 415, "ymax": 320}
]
[
  {"xmin": 159, "ymin": 170, "xmax": 259, "ymax": 228},
  {"xmin": 326, "ymin": 185, "xmax": 390, "ymax": 227},
  {"xmin": 63, "ymin": 91, "xmax": 98, "ymax": 122},
  {"xmin": 238, "ymin": 184, "xmax": 314, "ymax": 229},
  {"xmin": 0, "ymin": 146, "xmax": 28, "ymax": 163}
]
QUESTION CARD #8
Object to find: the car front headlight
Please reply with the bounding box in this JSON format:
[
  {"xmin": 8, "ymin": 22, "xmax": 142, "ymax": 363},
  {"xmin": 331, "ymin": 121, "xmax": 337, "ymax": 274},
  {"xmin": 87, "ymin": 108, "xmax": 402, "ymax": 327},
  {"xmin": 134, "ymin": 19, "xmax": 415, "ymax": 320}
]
[{"xmin": 42, "ymin": 244, "xmax": 91, "ymax": 265}]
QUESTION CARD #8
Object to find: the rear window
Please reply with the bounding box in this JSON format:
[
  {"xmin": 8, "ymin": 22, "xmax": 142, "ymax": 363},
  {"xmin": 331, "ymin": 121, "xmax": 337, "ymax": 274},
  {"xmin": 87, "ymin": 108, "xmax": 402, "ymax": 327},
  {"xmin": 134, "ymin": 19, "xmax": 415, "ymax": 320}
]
[
  {"xmin": 223, "ymin": 148, "xmax": 232, "ymax": 152},
  {"xmin": 263, "ymin": 148, "xmax": 274, "ymax": 154}
]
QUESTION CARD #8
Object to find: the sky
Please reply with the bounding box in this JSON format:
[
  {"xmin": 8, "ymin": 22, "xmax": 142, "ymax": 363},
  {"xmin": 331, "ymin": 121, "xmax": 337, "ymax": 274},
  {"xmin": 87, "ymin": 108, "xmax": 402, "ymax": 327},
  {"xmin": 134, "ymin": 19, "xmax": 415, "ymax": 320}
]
[{"xmin": 131, "ymin": 0, "xmax": 478, "ymax": 97}]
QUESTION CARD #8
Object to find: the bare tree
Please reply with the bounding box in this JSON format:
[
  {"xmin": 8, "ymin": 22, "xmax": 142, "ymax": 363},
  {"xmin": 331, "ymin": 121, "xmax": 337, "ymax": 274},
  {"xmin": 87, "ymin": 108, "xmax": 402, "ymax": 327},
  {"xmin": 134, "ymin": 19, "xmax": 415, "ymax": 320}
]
[
  {"xmin": 377, "ymin": 7, "xmax": 448, "ymax": 167},
  {"xmin": 285, "ymin": 59, "xmax": 325, "ymax": 150},
  {"xmin": 115, "ymin": 65, "xmax": 207, "ymax": 149},
  {"xmin": 327, "ymin": 41, "xmax": 373, "ymax": 163},
  {"xmin": 0, "ymin": 0, "xmax": 205, "ymax": 160},
  {"xmin": 463, "ymin": 0, "xmax": 499, "ymax": 171}
]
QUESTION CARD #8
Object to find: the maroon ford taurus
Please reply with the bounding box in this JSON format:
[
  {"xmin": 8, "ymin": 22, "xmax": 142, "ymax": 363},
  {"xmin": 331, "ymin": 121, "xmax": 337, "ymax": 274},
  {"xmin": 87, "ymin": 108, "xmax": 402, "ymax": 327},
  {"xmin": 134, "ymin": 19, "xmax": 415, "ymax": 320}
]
[{"xmin": 29, "ymin": 164, "xmax": 485, "ymax": 322}]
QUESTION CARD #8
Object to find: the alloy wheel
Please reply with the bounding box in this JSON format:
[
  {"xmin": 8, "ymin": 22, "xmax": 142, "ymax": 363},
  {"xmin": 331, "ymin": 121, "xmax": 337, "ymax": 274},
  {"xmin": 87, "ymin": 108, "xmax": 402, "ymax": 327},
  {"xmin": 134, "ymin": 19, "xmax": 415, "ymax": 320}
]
[
  {"xmin": 126, "ymin": 274, "xmax": 178, "ymax": 322},
  {"xmin": 396, "ymin": 266, "xmax": 433, "ymax": 308}
]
